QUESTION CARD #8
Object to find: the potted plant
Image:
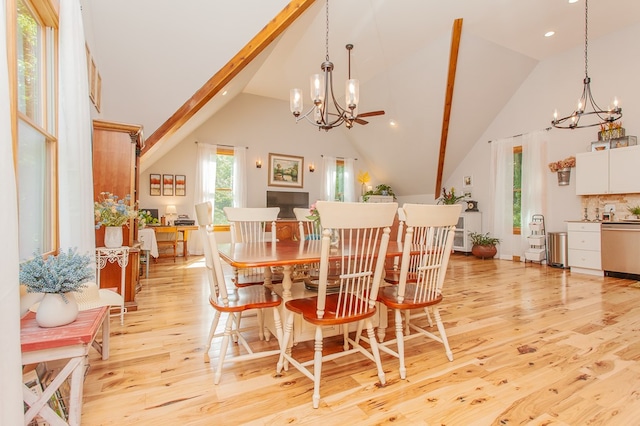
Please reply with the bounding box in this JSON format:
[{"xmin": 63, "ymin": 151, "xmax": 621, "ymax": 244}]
[
  {"xmin": 438, "ymin": 187, "xmax": 466, "ymax": 205},
  {"xmin": 19, "ymin": 248, "xmax": 94, "ymax": 327},
  {"xmin": 94, "ymin": 192, "xmax": 138, "ymax": 247},
  {"xmin": 548, "ymin": 156, "xmax": 576, "ymax": 186},
  {"xmin": 627, "ymin": 205, "xmax": 640, "ymax": 219},
  {"xmin": 469, "ymin": 231, "xmax": 501, "ymax": 259},
  {"xmin": 363, "ymin": 184, "xmax": 397, "ymax": 202}
]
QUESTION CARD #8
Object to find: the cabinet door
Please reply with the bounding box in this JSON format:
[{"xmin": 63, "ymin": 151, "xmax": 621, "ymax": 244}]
[
  {"xmin": 609, "ymin": 145, "xmax": 640, "ymax": 194},
  {"xmin": 575, "ymin": 150, "xmax": 608, "ymax": 195}
]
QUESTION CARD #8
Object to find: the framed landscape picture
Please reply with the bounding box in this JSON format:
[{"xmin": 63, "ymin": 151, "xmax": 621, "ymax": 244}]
[
  {"xmin": 163, "ymin": 174, "xmax": 174, "ymax": 196},
  {"xmin": 175, "ymin": 175, "xmax": 186, "ymax": 196},
  {"xmin": 268, "ymin": 153, "xmax": 304, "ymax": 188},
  {"xmin": 150, "ymin": 174, "xmax": 161, "ymax": 196}
]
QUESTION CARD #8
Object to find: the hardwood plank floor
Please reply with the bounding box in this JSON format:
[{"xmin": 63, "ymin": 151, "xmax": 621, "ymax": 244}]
[{"xmin": 81, "ymin": 254, "xmax": 640, "ymax": 425}]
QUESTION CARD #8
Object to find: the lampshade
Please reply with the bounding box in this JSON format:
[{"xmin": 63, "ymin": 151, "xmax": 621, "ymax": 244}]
[{"xmin": 165, "ymin": 205, "xmax": 177, "ymax": 215}]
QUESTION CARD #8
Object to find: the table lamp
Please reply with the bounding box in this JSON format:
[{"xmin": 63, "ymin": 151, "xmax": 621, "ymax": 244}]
[{"xmin": 165, "ymin": 205, "xmax": 177, "ymax": 225}]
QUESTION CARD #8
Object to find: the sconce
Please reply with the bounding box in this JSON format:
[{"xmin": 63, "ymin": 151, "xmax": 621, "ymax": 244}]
[
  {"xmin": 256, "ymin": 159, "xmax": 262, "ymax": 168},
  {"xmin": 309, "ymin": 163, "xmax": 315, "ymax": 172}
]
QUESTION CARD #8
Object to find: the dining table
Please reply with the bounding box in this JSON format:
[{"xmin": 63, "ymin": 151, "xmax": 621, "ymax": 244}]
[{"xmin": 217, "ymin": 238, "xmax": 403, "ymax": 343}]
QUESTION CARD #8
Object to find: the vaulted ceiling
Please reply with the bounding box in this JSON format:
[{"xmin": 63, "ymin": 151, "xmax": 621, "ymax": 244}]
[{"xmin": 82, "ymin": 0, "xmax": 640, "ymax": 196}]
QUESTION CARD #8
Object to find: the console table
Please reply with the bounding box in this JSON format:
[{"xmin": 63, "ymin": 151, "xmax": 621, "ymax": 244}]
[
  {"xmin": 21, "ymin": 306, "xmax": 109, "ymax": 426},
  {"xmin": 95, "ymin": 247, "xmax": 129, "ymax": 324}
]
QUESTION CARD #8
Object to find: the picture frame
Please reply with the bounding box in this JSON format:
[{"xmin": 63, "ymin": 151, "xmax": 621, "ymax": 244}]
[
  {"xmin": 268, "ymin": 153, "xmax": 304, "ymax": 188},
  {"xmin": 95, "ymin": 72, "xmax": 102, "ymax": 112},
  {"xmin": 463, "ymin": 175, "xmax": 473, "ymax": 188},
  {"xmin": 175, "ymin": 175, "xmax": 186, "ymax": 196},
  {"xmin": 150, "ymin": 174, "xmax": 161, "ymax": 196},
  {"xmin": 591, "ymin": 140, "xmax": 610, "ymax": 152},
  {"xmin": 162, "ymin": 174, "xmax": 174, "ymax": 196},
  {"xmin": 89, "ymin": 58, "xmax": 97, "ymax": 103}
]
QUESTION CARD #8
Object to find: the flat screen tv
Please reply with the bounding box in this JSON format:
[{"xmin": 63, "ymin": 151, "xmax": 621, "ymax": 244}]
[{"xmin": 266, "ymin": 191, "xmax": 309, "ymax": 219}]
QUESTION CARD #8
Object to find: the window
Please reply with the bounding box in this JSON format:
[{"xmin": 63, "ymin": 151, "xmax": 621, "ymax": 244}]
[
  {"xmin": 212, "ymin": 148, "xmax": 233, "ymax": 227},
  {"xmin": 334, "ymin": 159, "xmax": 344, "ymax": 201},
  {"xmin": 14, "ymin": 0, "xmax": 59, "ymax": 259},
  {"xmin": 513, "ymin": 146, "xmax": 522, "ymax": 234}
]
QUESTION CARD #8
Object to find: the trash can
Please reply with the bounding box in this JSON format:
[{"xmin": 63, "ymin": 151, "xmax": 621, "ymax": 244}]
[{"xmin": 548, "ymin": 232, "xmax": 568, "ymax": 268}]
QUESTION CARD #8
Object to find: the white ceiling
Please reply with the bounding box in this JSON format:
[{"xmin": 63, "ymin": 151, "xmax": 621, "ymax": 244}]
[{"xmin": 83, "ymin": 0, "xmax": 640, "ymax": 196}]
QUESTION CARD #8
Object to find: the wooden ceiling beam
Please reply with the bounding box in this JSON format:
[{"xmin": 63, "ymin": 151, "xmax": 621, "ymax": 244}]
[
  {"xmin": 434, "ymin": 18, "xmax": 463, "ymax": 198},
  {"xmin": 141, "ymin": 0, "xmax": 317, "ymax": 156}
]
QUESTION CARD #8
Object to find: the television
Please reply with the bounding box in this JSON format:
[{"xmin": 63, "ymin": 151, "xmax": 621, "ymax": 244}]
[{"xmin": 266, "ymin": 191, "xmax": 309, "ymax": 219}]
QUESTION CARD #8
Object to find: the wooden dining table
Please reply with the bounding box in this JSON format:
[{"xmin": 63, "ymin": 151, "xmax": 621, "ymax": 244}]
[{"xmin": 217, "ymin": 239, "xmax": 403, "ymax": 300}]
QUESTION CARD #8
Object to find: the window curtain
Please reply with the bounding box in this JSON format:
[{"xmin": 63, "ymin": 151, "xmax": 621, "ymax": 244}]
[
  {"xmin": 520, "ymin": 130, "xmax": 547, "ymax": 253},
  {"xmin": 343, "ymin": 158, "xmax": 356, "ymax": 202},
  {"xmin": 321, "ymin": 156, "xmax": 337, "ymax": 201},
  {"xmin": 1, "ymin": 0, "xmax": 25, "ymax": 422},
  {"xmin": 232, "ymin": 146, "xmax": 247, "ymax": 207},
  {"xmin": 490, "ymin": 136, "xmax": 516, "ymax": 259},
  {"xmin": 58, "ymin": 0, "xmax": 94, "ymax": 255},
  {"xmin": 191, "ymin": 142, "xmax": 217, "ymax": 254}
]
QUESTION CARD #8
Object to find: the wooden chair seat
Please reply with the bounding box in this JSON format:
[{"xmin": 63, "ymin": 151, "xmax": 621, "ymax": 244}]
[
  {"xmin": 378, "ymin": 284, "xmax": 443, "ymax": 310},
  {"xmin": 211, "ymin": 285, "xmax": 281, "ymax": 313},
  {"xmin": 285, "ymin": 294, "xmax": 377, "ymax": 326}
]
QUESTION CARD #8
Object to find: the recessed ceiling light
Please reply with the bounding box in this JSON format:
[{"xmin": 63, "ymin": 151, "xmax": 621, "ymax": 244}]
[
  {"xmin": 545, "ymin": 31, "xmax": 555, "ymax": 37},
  {"xmin": 568, "ymin": 0, "xmax": 578, "ymax": 3},
  {"xmin": 389, "ymin": 120, "xmax": 398, "ymax": 128},
  {"xmin": 222, "ymin": 90, "xmax": 228, "ymax": 96}
]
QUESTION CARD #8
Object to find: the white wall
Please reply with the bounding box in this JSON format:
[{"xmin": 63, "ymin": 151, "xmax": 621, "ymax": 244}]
[
  {"xmin": 138, "ymin": 93, "xmax": 373, "ymax": 219},
  {"xmin": 442, "ymin": 23, "xmax": 640, "ymax": 253}
]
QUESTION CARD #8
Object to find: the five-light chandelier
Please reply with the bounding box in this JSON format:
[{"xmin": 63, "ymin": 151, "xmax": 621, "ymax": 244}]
[
  {"xmin": 289, "ymin": 0, "xmax": 360, "ymax": 131},
  {"xmin": 552, "ymin": 0, "xmax": 621, "ymax": 129}
]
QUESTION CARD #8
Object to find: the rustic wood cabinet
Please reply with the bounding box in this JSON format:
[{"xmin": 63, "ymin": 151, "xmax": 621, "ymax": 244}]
[{"xmin": 92, "ymin": 119, "xmax": 144, "ymax": 310}]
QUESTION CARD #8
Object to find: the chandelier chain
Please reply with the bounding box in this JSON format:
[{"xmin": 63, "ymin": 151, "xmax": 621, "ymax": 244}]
[
  {"xmin": 325, "ymin": 0, "xmax": 330, "ymax": 61},
  {"xmin": 584, "ymin": 0, "xmax": 588, "ymax": 78}
]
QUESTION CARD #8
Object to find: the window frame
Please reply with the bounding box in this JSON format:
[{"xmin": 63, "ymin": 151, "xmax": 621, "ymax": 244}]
[
  {"xmin": 513, "ymin": 145, "xmax": 522, "ymax": 235},
  {"xmin": 212, "ymin": 147, "xmax": 233, "ymax": 232}
]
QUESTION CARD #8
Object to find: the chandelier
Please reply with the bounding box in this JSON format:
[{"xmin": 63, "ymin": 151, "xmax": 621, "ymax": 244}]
[
  {"xmin": 552, "ymin": 0, "xmax": 622, "ymax": 129},
  {"xmin": 289, "ymin": 0, "xmax": 359, "ymax": 131}
]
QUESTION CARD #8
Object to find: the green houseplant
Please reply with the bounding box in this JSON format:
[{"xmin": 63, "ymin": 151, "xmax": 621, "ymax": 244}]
[
  {"xmin": 438, "ymin": 187, "xmax": 465, "ymax": 205},
  {"xmin": 363, "ymin": 184, "xmax": 397, "ymax": 202},
  {"xmin": 627, "ymin": 205, "xmax": 640, "ymax": 218},
  {"xmin": 20, "ymin": 248, "xmax": 94, "ymax": 327},
  {"xmin": 469, "ymin": 232, "xmax": 501, "ymax": 259}
]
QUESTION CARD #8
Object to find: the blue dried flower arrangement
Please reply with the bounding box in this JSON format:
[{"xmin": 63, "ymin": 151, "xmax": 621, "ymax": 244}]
[{"xmin": 19, "ymin": 248, "xmax": 94, "ymax": 295}]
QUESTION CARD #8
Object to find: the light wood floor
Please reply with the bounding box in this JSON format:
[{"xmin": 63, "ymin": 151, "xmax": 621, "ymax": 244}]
[{"xmin": 81, "ymin": 254, "xmax": 640, "ymax": 425}]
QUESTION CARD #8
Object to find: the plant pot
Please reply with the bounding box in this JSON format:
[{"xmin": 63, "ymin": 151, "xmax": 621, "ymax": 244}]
[
  {"xmin": 472, "ymin": 244, "xmax": 497, "ymax": 259},
  {"xmin": 104, "ymin": 226, "xmax": 123, "ymax": 248},
  {"xmin": 36, "ymin": 292, "xmax": 78, "ymax": 327},
  {"xmin": 557, "ymin": 168, "xmax": 571, "ymax": 186}
]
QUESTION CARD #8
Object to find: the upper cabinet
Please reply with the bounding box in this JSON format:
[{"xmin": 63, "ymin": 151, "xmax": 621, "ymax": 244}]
[{"xmin": 576, "ymin": 145, "xmax": 640, "ymax": 195}]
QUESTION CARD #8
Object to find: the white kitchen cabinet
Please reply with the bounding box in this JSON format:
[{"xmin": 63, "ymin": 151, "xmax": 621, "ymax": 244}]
[
  {"xmin": 453, "ymin": 212, "xmax": 481, "ymax": 253},
  {"xmin": 567, "ymin": 221, "xmax": 603, "ymax": 276},
  {"xmin": 576, "ymin": 145, "xmax": 640, "ymax": 195}
]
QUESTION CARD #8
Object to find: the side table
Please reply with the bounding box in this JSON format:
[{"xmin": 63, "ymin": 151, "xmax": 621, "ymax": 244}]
[
  {"xmin": 21, "ymin": 306, "xmax": 109, "ymax": 426},
  {"xmin": 95, "ymin": 247, "xmax": 129, "ymax": 324}
]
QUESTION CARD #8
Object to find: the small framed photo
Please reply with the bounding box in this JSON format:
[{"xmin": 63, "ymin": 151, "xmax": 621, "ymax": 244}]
[
  {"xmin": 591, "ymin": 140, "xmax": 610, "ymax": 152},
  {"xmin": 268, "ymin": 153, "xmax": 304, "ymax": 188},
  {"xmin": 463, "ymin": 175, "xmax": 473, "ymax": 188},
  {"xmin": 162, "ymin": 174, "xmax": 174, "ymax": 196},
  {"xmin": 89, "ymin": 58, "xmax": 97, "ymax": 103},
  {"xmin": 150, "ymin": 174, "xmax": 161, "ymax": 196},
  {"xmin": 95, "ymin": 72, "xmax": 102, "ymax": 112},
  {"xmin": 175, "ymin": 175, "xmax": 186, "ymax": 196}
]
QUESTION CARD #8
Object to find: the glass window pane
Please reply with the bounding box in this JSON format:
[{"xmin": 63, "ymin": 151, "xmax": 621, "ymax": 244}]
[
  {"xmin": 18, "ymin": 120, "xmax": 52, "ymax": 259},
  {"xmin": 213, "ymin": 152, "xmax": 234, "ymax": 226},
  {"xmin": 17, "ymin": 0, "xmax": 43, "ymax": 124}
]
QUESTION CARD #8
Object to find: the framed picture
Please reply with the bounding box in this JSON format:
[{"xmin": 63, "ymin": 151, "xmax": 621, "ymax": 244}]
[
  {"xmin": 175, "ymin": 175, "xmax": 186, "ymax": 196},
  {"xmin": 150, "ymin": 174, "xmax": 161, "ymax": 196},
  {"xmin": 89, "ymin": 58, "xmax": 97, "ymax": 103},
  {"xmin": 95, "ymin": 72, "xmax": 102, "ymax": 112},
  {"xmin": 591, "ymin": 140, "xmax": 610, "ymax": 151},
  {"xmin": 162, "ymin": 174, "xmax": 174, "ymax": 196},
  {"xmin": 463, "ymin": 175, "xmax": 473, "ymax": 188},
  {"xmin": 268, "ymin": 153, "xmax": 304, "ymax": 188}
]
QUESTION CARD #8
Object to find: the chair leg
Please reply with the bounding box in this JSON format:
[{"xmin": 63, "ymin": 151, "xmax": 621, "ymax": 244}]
[
  {"xmin": 204, "ymin": 311, "xmax": 222, "ymax": 363},
  {"xmin": 312, "ymin": 326, "xmax": 323, "ymax": 409},
  {"xmin": 394, "ymin": 309, "xmax": 406, "ymax": 379},
  {"xmin": 276, "ymin": 312, "xmax": 295, "ymax": 375},
  {"xmin": 433, "ymin": 307, "xmax": 453, "ymax": 361},
  {"xmin": 214, "ymin": 314, "xmax": 235, "ymax": 385},
  {"xmin": 364, "ymin": 319, "xmax": 386, "ymax": 387},
  {"xmin": 257, "ymin": 309, "xmax": 265, "ymax": 341}
]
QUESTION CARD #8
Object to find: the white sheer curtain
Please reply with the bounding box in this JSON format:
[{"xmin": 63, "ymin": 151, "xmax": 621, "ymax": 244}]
[
  {"xmin": 321, "ymin": 156, "xmax": 337, "ymax": 201},
  {"xmin": 58, "ymin": 0, "xmax": 94, "ymax": 255},
  {"xmin": 490, "ymin": 136, "xmax": 516, "ymax": 259},
  {"xmin": 1, "ymin": 0, "xmax": 25, "ymax": 423},
  {"xmin": 520, "ymin": 130, "xmax": 547, "ymax": 253},
  {"xmin": 232, "ymin": 146, "xmax": 247, "ymax": 207},
  {"xmin": 343, "ymin": 158, "xmax": 356, "ymax": 202},
  {"xmin": 191, "ymin": 143, "xmax": 217, "ymax": 254}
]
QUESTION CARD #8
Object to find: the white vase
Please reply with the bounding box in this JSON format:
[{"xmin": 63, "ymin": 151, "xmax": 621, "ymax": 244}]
[
  {"xmin": 36, "ymin": 292, "xmax": 79, "ymax": 328},
  {"xmin": 104, "ymin": 226, "xmax": 123, "ymax": 248}
]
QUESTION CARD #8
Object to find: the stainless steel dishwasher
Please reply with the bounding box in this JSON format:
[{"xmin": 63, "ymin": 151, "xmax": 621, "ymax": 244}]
[{"xmin": 601, "ymin": 222, "xmax": 640, "ymax": 277}]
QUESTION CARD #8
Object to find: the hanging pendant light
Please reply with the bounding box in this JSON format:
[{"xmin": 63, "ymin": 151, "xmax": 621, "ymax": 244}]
[
  {"xmin": 551, "ymin": 0, "xmax": 622, "ymax": 129},
  {"xmin": 289, "ymin": 0, "xmax": 359, "ymax": 131}
]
